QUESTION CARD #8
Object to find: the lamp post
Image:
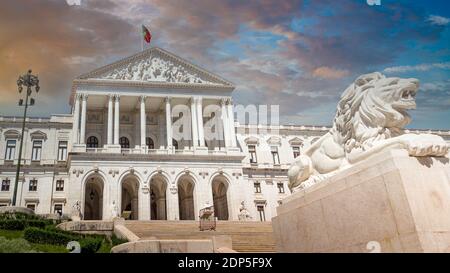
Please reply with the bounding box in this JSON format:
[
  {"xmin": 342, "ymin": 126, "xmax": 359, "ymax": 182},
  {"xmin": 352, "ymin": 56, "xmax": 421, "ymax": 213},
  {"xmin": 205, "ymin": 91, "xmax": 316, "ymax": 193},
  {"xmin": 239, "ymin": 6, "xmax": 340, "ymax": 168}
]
[{"xmin": 12, "ymin": 69, "xmax": 39, "ymax": 206}]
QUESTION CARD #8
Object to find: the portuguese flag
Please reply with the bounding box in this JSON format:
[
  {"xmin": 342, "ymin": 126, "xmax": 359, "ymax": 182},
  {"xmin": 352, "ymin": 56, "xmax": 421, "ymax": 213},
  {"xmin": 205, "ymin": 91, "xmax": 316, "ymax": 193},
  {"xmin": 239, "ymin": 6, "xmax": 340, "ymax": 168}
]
[{"xmin": 142, "ymin": 25, "xmax": 152, "ymax": 44}]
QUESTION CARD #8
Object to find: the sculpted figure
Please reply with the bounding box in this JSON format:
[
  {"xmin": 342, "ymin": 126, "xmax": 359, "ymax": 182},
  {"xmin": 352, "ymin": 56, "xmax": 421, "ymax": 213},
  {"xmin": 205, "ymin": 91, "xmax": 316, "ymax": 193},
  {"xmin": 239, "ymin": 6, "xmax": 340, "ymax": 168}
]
[
  {"xmin": 110, "ymin": 200, "xmax": 119, "ymax": 219},
  {"xmin": 288, "ymin": 72, "xmax": 449, "ymax": 192},
  {"xmin": 238, "ymin": 201, "xmax": 252, "ymax": 221},
  {"xmin": 71, "ymin": 200, "xmax": 82, "ymax": 221}
]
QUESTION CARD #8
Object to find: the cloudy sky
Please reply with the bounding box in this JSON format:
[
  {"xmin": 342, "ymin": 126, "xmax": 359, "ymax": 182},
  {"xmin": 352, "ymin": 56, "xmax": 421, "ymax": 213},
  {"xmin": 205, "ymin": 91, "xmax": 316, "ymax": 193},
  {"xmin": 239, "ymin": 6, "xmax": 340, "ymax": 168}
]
[{"xmin": 0, "ymin": 0, "xmax": 449, "ymax": 129}]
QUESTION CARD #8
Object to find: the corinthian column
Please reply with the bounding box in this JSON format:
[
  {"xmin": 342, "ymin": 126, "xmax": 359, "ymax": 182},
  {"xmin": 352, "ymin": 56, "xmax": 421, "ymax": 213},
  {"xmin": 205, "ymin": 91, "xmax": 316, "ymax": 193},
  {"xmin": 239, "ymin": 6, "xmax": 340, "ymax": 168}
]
[
  {"xmin": 114, "ymin": 95, "xmax": 120, "ymax": 145},
  {"xmin": 72, "ymin": 93, "xmax": 81, "ymax": 144},
  {"xmin": 140, "ymin": 96, "xmax": 147, "ymax": 147},
  {"xmin": 227, "ymin": 99, "xmax": 237, "ymax": 147},
  {"xmin": 107, "ymin": 95, "xmax": 113, "ymax": 145},
  {"xmin": 221, "ymin": 98, "xmax": 230, "ymax": 147},
  {"xmin": 190, "ymin": 97, "xmax": 198, "ymax": 148},
  {"xmin": 165, "ymin": 97, "xmax": 172, "ymax": 149},
  {"xmin": 79, "ymin": 94, "xmax": 88, "ymax": 144},
  {"xmin": 196, "ymin": 97, "xmax": 205, "ymax": 147}
]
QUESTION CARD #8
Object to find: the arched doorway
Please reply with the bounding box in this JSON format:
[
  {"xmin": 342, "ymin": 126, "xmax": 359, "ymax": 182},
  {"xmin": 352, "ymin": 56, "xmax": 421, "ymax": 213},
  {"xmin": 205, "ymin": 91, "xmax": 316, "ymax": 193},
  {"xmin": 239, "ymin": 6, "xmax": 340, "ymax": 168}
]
[
  {"xmin": 121, "ymin": 175, "xmax": 139, "ymax": 220},
  {"xmin": 150, "ymin": 175, "xmax": 167, "ymax": 220},
  {"xmin": 178, "ymin": 175, "xmax": 195, "ymax": 220},
  {"xmin": 84, "ymin": 176, "xmax": 104, "ymax": 220},
  {"xmin": 212, "ymin": 176, "xmax": 229, "ymax": 220}
]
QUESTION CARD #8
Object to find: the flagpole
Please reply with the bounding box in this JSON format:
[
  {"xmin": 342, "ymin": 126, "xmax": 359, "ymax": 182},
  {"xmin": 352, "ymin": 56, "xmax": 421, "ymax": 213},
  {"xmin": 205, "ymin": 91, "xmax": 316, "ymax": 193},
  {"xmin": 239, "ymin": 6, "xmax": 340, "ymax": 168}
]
[{"xmin": 141, "ymin": 25, "xmax": 144, "ymax": 52}]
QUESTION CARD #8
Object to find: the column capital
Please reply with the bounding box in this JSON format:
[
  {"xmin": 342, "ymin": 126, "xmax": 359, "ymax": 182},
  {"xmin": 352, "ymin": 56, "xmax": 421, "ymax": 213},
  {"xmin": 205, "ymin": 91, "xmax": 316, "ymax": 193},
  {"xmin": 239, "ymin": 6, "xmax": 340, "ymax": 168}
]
[
  {"xmin": 220, "ymin": 98, "xmax": 227, "ymax": 106},
  {"xmin": 190, "ymin": 97, "xmax": 196, "ymax": 105},
  {"xmin": 164, "ymin": 96, "xmax": 172, "ymax": 104},
  {"xmin": 81, "ymin": 94, "xmax": 89, "ymax": 101},
  {"xmin": 226, "ymin": 98, "xmax": 233, "ymax": 105},
  {"xmin": 114, "ymin": 94, "xmax": 121, "ymax": 101},
  {"xmin": 75, "ymin": 93, "xmax": 83, "ymax": 100},
  {"xmin": 139, "ymin": 95, "xmax": 147, "ymax": 103},
  {"xmin": 108, "ymin": 94, "xmax": 115, "ymax": 101}
]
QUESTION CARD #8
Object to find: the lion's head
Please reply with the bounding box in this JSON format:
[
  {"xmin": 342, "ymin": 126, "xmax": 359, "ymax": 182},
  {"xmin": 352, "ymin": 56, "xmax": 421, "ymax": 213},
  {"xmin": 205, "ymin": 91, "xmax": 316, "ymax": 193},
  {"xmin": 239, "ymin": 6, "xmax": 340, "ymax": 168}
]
[{"xmin": 331, "ymin": 72, "xmax": 420, "ymax": 153}]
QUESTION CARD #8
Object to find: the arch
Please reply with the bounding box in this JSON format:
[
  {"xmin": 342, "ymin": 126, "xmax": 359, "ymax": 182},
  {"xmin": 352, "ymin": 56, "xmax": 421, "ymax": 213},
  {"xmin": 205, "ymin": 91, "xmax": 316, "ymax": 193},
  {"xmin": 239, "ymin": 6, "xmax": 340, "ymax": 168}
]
[
  {"xmin": 146, "ymin": 137, "xmax": 155, "ymax": 149},
  {"xmin": 172, "ymin": 139, "xmax": 179, "ymax": 150},
  {"xmin": 83, "ymin": 174, "xmax": 105, "ymax": 220},
  {"xmin": 87, "ymin": 136, "xmax": 99, "ymax": 148},
  {"xmin": 120, "ymin": 137, "xmax": 130, "ymax": 148},
  {"xmin": 211, "ymin": 175, "xmax": 230, "ymax": 220},
  {"xmin": 150, "ymin": 174, "xmax": 168, "ymax": 220},
  {"xmin": 177, "ymin": 173, "xmax": 196, "ymax": 220},
  {"xmin": 119, "ymin": 173, "xmax": 141, "ymax": 220}
]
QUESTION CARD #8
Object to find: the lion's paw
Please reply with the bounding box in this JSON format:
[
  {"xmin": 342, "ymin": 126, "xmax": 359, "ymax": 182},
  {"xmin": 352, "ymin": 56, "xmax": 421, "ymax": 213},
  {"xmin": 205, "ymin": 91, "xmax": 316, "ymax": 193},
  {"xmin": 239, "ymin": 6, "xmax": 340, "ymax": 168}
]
[{"xmin": 405, "ymin": 140, "xmax": 449, "ymax": 157}]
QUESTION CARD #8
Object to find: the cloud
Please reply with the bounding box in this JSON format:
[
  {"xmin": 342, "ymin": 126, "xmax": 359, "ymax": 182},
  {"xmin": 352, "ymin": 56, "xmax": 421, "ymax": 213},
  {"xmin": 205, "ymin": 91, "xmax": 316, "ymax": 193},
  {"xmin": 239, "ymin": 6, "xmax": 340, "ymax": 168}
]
[
  {"xmin": 421, "ymin": 81, "xmax": 450, "ymax": 93},
  {"xmin": 312, "ymin": 66, "xmax": 350, "ymax": 79},
  {"xmin": 383, "ymin": 62, "xmax": 450, "ymax": 73},
  {"xmin": 428, "ymin": 15, "xmax": 450, "ymax": 26}
]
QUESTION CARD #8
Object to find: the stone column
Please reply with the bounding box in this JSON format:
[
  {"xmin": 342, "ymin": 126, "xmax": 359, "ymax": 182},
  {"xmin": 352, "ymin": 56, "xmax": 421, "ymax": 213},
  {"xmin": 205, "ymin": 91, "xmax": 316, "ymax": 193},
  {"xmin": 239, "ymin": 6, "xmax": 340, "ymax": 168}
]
[
  {"xmin": 165, "ymin": 97, "xmax": 172, "ymax": 149},
  {"xmin": 140, "ymin": 96, "xmax": 146, "ymax": 148},
  {"xmin": 79, "ymin": 94, "xmax": 88, "ymax": 144},
  {"xmin": 227, "ymin": 99, "xmax": 237, "ymax": 147},
  {"xmin": 221, "ymin": 98, "xmax": 230, "ymax": 147},
  {"xmin": 196, "ymin": 97, "xmax": 205, "ymax": 147},
  {"xmin": 107, "ymin": 95, "xmax": 114, "ymax": 145},
  {"xmin": 72, "ymin": 94, "xmax": 81, "ymax": 144},
  {"xmin": 190, "ymin": 97, "xmax": 198, "ymax": 148},
  {"xmin": 114, "ymin": 95, "xmax": 120, "ymax": 145},
  {"xmin": 167, "ymin": 187, "xmax": 180, "ymax": 220}
]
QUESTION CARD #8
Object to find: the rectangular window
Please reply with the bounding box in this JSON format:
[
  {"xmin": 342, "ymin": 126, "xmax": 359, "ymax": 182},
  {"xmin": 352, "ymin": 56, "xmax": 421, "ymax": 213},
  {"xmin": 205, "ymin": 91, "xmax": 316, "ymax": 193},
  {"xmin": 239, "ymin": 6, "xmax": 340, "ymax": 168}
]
[
  {"xmin": 292, "ymin": 146, "xmax": 300, "ymax": 158},
  {"xmin": 5, "ymin": 140, "xmax": 16, "ymax": 160},
  {"xmin": 29, "ymin": 179, "xmax": 38, "ymax": 192},
  {"xmin": 1, "ymin": 179, "xmax": 11, "ymax": 191},
  {"xmin": 277, "ymin": 182, "xmax": 285, "ymax": 194},
  {"xmin": 257, "ymin": 205, "xmax": 266, "ymax": 222},
  {"xmin": 248, "ymin": 145, "xmax": 257, "ymax": 164},
  {"xmin": 54, "ymin": 204, "xmax": 63, "ymax": 215},
  {"xmin": 254, "ymin": 182, "xmax": 262, "ymax": 193},
  {"xmin": 0, "ymin": 204, "xmax": 7, "ymax": 207},
  {"xmin": 271, "ymin": 146, "xmax": 280, "ymax": 165},
  {"xmin": 58, "ymin": 141, "xmax": 68, "ymax": 161},
  {"xmin": 56, "ymin": 179, "xmax": 64, "ymax": 192},
  {"xmin": 26, "ymin": 204, "xmax": 36, "ymax": 211},
  {"xmin": 31, "ymin": 140, "xmax": 43, "ymax": 161}
]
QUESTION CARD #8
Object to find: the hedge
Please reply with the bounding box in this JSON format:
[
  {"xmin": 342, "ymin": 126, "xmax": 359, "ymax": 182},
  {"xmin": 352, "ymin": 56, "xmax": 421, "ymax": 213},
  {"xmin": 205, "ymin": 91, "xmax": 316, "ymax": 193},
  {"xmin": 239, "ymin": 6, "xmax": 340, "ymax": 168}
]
[
  {"xmin": 23, "ymin": 227, "xmax": 103, "ymax": 253},
  {"xmin": 0, "ymin": 219, "xmax": 51, "ymax": 230}
]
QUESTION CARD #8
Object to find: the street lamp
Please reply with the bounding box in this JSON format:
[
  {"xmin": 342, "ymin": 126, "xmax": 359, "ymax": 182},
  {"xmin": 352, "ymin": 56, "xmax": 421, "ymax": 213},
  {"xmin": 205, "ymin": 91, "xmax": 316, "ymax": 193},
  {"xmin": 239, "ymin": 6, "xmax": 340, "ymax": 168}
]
[{"xmin": 12, "ymin": 69, "xmax": 40, "ymax": 206}]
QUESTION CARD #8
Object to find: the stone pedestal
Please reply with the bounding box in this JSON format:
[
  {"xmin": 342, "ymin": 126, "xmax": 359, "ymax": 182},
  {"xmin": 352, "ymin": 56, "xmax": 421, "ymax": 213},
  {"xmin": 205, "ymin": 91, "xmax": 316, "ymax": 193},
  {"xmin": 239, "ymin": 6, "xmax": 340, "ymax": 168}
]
[{"xmin": 273, "ymin": 149, "xmax": 450, "ymax": 253}]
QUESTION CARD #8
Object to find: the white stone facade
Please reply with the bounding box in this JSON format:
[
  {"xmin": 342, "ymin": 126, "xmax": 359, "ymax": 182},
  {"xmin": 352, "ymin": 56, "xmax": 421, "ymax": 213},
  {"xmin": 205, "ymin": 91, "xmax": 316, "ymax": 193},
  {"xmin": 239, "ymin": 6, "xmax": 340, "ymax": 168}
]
[{"xmin": 1, "ymin": 48, "xmax": 449, "ymax": 221}]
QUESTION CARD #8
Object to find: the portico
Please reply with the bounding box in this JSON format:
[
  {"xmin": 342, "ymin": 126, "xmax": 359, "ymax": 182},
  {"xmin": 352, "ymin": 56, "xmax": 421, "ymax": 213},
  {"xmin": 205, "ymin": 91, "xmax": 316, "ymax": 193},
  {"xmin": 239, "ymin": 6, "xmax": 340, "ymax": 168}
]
[{"xmin": 70, "ymin": 47, "xmax": 238, "ymax": 155}]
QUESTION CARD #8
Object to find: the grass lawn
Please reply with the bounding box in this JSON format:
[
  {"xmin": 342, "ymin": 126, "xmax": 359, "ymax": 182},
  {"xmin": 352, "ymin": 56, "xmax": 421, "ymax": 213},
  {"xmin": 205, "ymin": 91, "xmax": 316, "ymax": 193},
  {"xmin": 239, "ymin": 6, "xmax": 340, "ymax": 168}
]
[{"xmin": 0, "ymin": 229, "xmax": 24, "ymax": 240}]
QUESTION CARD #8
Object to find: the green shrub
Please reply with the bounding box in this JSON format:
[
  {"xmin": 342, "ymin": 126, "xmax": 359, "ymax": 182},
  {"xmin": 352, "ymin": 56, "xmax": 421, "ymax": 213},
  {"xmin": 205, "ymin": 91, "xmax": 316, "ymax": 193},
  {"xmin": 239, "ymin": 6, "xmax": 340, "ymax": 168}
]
[
  {"xmin": 24, "ymin": 227, "xmax": 76, "ymax": 246},
  {"xmin": 0, "ymin": 219, "xmax": 52, "ymax": 230},
  {"xmin": 111, "ymin": 235, "xmax": 128, "ymax": 246},
  {"xmin": 80, "ymin": 237, "xmax": 103, "ymax": 254},
  {"xmin": 0, "ymin": 236, "xmax": 36, "ymax": 253}
]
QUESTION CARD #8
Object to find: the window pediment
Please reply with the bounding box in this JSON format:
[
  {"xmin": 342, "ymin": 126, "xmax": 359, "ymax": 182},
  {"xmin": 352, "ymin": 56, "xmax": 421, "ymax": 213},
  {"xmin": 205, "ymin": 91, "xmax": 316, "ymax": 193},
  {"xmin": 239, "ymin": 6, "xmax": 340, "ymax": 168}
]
[
  {"xmin": 289, "ymin": 137, "xmax": 304, "ymax": 146},
  {"xmin": 267, "ymin": 136, "xmax": 281, "ymax": 146},
  {"xmin": 30, "ymin": 130, "xmax": 47, "ymax": 140},
  {"xmin": 4, "ymin": 129, "xmax": 20, "ymax": 139},
  {"xmin": 244, "ymin": 136, "xmax": 259, "ymax": 145}
]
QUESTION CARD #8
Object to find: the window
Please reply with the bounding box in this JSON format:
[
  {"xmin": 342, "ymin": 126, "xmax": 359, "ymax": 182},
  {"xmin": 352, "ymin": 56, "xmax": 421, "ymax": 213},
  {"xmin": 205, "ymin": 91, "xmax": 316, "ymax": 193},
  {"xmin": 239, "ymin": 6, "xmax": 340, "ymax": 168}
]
[
  {"xmin": 58, "ymin": 141, "xmax": 68, "ymax": 161},
  {"xmin": 292, "ymin": 146, "xmax": 300, "ymax": 158},
  {"xmin": 56, "ymin": 179, "xmax": 64, "ymax": 192},
  {"xmin": 277, "ymin": 183, "xmax": 285, "ymax": 194},
  {"xmin": 0, "ymin": 204, "xmax": 7, "ymax": 207},
  {"xmin": 254, "ymin": 182, "xmax": 261, "ymax": 193},
  {"xmin": 29, "ymin": 179, "xmax": 38, "ymax": 192},
  {"xmin": 257, "ymin": 205, "xmax": 266, "ymax": 222},
  {"xmin": 146, "ymin": 137, "xmax": 154, "ymax": 149},
  {"xmin": 31, "ymin": 140, "xmax": 43, "ymax": 161},
  {"xmin": 271, "ymin": 146, "xmax": 280, "ymax": 165},
  {"xmin": 54, "ymin": 204, "xmax": 63, "ymax": 215},
  {"xmin": 87, "ymin": 136, "xmax": 99, "ymax": 148},
  {"xmin": 119, "ymin": 137, "xmax": 130, "ymax": 148},
  {"xmin": 248, "ymin": 145, "xmax": 257, "ymax": 164},
  {"xmin": 172, "ymin": 139, "xmax": 179, "ymax": 150},
  {"xmin": 1, "ymin": 179, "xmax": 10, "ymax": 191},
  {"xmin": 5, "ymin": 140, "xmax": 16, "ymax": 160},
  {"xmin": 26, "ymin": 204, "xmax": 36, "ymax": 211}
]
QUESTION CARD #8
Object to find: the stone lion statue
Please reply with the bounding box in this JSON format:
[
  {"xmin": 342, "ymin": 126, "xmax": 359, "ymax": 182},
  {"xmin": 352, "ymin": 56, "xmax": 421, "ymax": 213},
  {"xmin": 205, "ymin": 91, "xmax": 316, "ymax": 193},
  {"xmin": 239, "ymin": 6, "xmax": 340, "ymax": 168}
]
[{"xmin": 288, "ymin": 72, "xmax": 449, "ymax": 192}]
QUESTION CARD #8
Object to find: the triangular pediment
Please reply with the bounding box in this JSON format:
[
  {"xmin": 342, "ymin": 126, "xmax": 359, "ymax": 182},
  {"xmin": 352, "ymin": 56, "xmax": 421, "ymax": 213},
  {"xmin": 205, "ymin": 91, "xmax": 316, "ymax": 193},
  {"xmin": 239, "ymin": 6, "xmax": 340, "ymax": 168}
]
[{"xmin": 77, "ymin": 47, "xmax": 233, "ymax": 87}]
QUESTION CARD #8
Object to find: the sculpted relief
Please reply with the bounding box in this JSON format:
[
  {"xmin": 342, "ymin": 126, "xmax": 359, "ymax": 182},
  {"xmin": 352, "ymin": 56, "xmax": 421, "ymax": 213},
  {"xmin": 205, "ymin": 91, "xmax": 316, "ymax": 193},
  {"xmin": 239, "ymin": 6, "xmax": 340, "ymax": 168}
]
[
  {"xmin": 101, "ymin": 56, "xmax": 213, "ymax": 84},
  {"xmin": 288, "ymin": 72, "xmax": 450, "ymax": 192}
]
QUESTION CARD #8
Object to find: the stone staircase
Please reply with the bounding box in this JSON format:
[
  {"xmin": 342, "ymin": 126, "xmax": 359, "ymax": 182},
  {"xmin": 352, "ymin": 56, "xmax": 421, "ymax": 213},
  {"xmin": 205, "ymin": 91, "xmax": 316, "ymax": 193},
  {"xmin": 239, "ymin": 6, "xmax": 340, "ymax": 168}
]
[{"xmin": 123, "ymin": 220, "xmax": 276, "ymax": 253}]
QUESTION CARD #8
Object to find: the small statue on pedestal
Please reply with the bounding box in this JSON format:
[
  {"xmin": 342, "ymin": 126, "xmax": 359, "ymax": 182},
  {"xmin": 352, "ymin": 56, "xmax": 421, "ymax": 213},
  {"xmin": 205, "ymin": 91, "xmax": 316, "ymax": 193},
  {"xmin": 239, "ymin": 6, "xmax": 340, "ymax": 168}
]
[
  {"xmin": 238, "ymin": 201, "xmax": 252, "ymax": 221},
  {"xmin": 71, "ymin": 200, "xmax": 82, "ymax": 221}
]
